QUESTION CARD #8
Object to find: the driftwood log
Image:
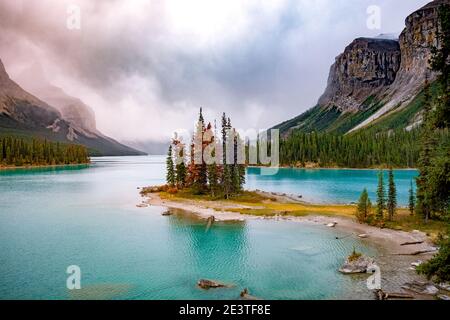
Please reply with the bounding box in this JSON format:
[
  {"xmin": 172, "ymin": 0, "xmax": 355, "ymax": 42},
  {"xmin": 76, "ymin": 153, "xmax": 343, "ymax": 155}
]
[
  {"xmin": 374, "ymin": 289, "xmax": 414, "ymax": 300},
  {"xmin": 400, "ymin": 241, "xmax": 424, "ymax": 246}
]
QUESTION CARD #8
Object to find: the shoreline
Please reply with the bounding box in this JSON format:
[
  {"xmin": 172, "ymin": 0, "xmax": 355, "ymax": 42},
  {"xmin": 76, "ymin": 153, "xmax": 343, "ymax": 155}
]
[
  {"xmin": 142, "ymin": 191, "xmax": 437, "ymax": 255},
  {"xmin": 0, "ymin": 162, "xmax": 90, "ymax": 170},
  {"xmin": 248, "ymin": 165, "xmax": 418, "ymax": 171},
  {"xmin": 140, "ymin": 190, "xmax": 443, "ymax": 299}
]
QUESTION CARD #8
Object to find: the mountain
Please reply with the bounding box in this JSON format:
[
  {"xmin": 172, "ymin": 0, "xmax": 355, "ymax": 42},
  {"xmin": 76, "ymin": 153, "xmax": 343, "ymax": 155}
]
[
  {"xmin": 274, "ymin": 0, "xmax": 447, "ymax": 136},
  {"xmin": 120, "ymin": 139, "xmax": 169, "ymax": 155},
  {"xmin": 0, "ymin": 59, "xmax": 145, "ymax": 156}
]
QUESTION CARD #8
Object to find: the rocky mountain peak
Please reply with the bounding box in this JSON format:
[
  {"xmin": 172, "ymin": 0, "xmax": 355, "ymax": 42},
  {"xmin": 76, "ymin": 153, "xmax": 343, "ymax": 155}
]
[{"xmin": 318, "ymin": 37, "xmax": 401, "ymax": 112}]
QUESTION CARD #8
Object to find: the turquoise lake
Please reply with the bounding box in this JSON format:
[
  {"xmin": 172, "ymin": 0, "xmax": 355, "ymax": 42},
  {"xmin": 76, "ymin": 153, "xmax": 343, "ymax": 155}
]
[{"xmin": 0, "ymin": 156, "xmax": 418, "ymax": 300}]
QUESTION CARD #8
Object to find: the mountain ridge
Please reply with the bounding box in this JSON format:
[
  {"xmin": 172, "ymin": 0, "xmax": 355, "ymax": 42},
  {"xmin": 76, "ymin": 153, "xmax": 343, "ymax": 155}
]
[
  {"xmin": 273, "ymin": 0, "xmax": 448, "ymax": 136},
  {"xmin": 0, "ymin": 59, "xmax": 146, "ymax": 156}
]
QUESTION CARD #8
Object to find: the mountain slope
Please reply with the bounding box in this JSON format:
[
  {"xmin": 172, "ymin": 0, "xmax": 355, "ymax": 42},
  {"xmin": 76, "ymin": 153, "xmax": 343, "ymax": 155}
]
[
  {"xmin": 274, "ymin": 0, "xmax": 447, "ymax": 136},
  {"xmin": 0, "ymin": 59, "xmax": 145, "ymax": 156}
]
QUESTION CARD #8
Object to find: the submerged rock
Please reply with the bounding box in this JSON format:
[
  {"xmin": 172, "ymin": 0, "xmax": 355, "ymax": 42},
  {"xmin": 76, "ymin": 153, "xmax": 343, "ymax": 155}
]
[
  {"xmin": 240, "ymin": 288, "xmax": 260, "ymax": 300},
  {"xmin": 197, "ymin": 279, "xmax": 230, "ymax": 290},
  {"xmin": 339, "ymin": 255, "xmax": 375, "ymax": 274}
]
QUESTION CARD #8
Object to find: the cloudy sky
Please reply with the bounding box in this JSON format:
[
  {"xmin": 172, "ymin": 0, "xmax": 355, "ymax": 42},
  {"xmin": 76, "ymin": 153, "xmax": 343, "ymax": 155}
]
[{"xmin": 0, "ymin": 0, "xmax": 429, "ymax": 143}]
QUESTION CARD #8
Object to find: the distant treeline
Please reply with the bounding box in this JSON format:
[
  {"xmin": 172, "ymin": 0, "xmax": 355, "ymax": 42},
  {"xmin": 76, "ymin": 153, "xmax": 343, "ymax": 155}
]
[
  {"xmin": 0, "ymin": 136, "xmax": 89, "ymax": 167},
  {"xmin": 278, "ymin": 128, "xmax": 449, "ymax": 168}
]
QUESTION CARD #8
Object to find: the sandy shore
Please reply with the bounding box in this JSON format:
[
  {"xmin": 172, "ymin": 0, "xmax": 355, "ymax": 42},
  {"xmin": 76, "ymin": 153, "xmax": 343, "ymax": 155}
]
[{"xmin": 143, "ymin": 192, "xmax": 437, "ymax": 256}]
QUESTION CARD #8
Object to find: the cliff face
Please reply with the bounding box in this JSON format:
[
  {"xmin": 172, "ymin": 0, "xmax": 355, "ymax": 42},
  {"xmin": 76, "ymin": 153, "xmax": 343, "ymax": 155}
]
[
  {"xmin": 352, "ymin": 0, "xmax": 447, "ymax": 131},
  {"xmin": 275, "ymin": 0, "xmax": 448, "ymax": 135},
  {"xmin": 318, "ymin": 38, "xmax": 401, "ymax": 112}
]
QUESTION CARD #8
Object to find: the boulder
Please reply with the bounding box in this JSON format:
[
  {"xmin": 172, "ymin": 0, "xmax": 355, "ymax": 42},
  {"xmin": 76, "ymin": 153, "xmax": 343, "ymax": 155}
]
[
  {"xmin": 358, "ymin": 234, "xmax": 368, "ymax": 238},
  {"xmin": 438, "ymin": 282, "xmax": 450, "ymax": 291},
  {"xmin": 410, "ymin": 260, "xmax": 423, "ymax": 267},
  {"xmin": 339, "ymin": 255, "xmax": 375, "ymax": 274},
  {"xmin": 240, "ymin": 288, "xmax": 260, "ymax": 300},
  {"xmin": 326, "ymin": 222, "xmax": 337, "ymax": 227},
  {"xmin": 437, "ymin": 294, "xmax": 450, "ymax": 300},
  {"xmin": 197, "ymin": 279, "xmax": 229, "ymax": 290}
]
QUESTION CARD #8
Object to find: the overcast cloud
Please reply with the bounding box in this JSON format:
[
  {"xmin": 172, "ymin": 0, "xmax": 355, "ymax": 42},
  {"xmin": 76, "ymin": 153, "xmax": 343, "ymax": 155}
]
[{"xmin": 0, "ymin": 0, "xmax": 429, "ymax": 142}]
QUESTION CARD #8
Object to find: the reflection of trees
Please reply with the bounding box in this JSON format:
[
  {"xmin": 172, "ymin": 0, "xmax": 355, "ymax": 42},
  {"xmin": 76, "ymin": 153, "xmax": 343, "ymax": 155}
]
[{"xmin": 165, "ymin": 209, "xmax": 250, "ymax": 282}]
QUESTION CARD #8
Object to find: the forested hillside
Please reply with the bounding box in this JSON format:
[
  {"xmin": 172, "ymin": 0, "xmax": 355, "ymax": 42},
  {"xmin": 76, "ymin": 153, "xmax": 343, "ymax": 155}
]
[{"xmin": 0, "ymin": 136, "xmax": 89, "ymax": 167}]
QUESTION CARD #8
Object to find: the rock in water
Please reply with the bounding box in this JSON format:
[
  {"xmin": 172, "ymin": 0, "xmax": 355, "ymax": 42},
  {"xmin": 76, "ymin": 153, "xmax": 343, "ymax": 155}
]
[
  {"xmin": 339, "ymin": 255, "xmax": 375, "ymax": 274},
  {"xmin": 197, "ymin": 279, "xmax": 229, "ymax": 290},
  {"xmin": 358, "ymin": 234, "xmax": 368, "ymax": 238}
]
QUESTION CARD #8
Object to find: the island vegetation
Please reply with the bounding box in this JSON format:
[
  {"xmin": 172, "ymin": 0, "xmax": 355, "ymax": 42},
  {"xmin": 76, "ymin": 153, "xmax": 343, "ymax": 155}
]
[
  {"xmin": 0, "ymin": 136, "xmax": 89, "ymax": 167},
  {"xmin": 164, "ymin": 108, "xmax": 246, "ymax": 199}
]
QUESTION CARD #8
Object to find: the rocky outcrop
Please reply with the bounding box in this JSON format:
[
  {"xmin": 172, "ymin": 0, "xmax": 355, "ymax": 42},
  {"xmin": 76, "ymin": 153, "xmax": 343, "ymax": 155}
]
[
  {"xmin": 318, "ymin": 38, "xmax": 401, "ymax": 112},
  {"xmin": 339, "ymin": 254, "xmax": 376, "ymax": 274},
  {"xmin": 351, "ymin": 0, "xmax": 447, "ymax": 131},
  {"xmin": 274, "ymin": 0, "xmax": 448, "ymax": 135}
]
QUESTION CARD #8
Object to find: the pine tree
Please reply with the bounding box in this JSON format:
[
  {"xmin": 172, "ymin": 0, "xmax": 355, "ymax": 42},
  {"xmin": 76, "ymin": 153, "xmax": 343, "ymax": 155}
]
[
  {"xmin": 409, "ymin": 179, "xmax": 415, "ymax": 216},
  {"xmin": 415, "ymin": 2, "xmax": 450, "ymax": 283},
  {"xmin": 356, "ymin": 188, "xmax": 371, "ymax": 223},
  {"xmin": 416, "ymin": 76, "xmax": 435, "ymax": 223},
  {"xmin": 387, "ymin": 168, "xmax": 397, "ymax": 221},
  {"xmin": 376, "ymin": 170, "xmax": 385, "ymax": 220},
  {"xmin": 166, "ymin": 145, "xmax": 175, "ymax": 187},
  {"xmin": 175, "ymin": 144, "xmax": 187, "ymax": 187}
]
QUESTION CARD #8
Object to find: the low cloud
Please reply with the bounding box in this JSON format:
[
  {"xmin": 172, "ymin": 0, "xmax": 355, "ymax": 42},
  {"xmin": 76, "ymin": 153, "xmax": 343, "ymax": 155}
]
[{"xmin": 0, "ymin": 0, "xmax": 429, "ymax": 142}]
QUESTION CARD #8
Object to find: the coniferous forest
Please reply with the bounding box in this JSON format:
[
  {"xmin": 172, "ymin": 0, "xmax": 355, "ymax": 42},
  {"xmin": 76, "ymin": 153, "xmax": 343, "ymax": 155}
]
[
  {"xmin": 278, "ymin": 128, "xmax": 448, "ymax": 168},
  {"xmin": 0, "ymin": 136, "xmax": 90, "ymax": 167}
]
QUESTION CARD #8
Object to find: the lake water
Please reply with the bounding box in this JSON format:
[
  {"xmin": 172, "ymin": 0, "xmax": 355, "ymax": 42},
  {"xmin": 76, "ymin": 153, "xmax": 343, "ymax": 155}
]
[
  {"xmin": 0, "ymin": 156, "xmax": 417, "ymax": 300},
  {"xmin": 247, "ymin": 167, "xmax": 417, "ymax": 205}
]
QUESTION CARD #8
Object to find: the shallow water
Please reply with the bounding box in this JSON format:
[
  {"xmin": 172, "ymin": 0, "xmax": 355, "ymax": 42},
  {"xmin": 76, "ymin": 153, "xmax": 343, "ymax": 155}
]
[
  {"xmin": 247, "ymin": 167, "xmax": 417, "ymax": 205},
  {"xmin": 0, "ymin": 156, "xmax": 416, "ymax": 299}
]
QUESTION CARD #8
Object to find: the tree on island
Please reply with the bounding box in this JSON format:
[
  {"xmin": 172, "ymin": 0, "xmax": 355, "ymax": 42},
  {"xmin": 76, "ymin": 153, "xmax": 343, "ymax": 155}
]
[
  {"xmin": 174, "ymin": 139, "xmax": 187, "ymax": 188},
  {"xmin": 376, "ymin": 170, "xmax": 385, "ymax": 220},
  {"xmin": 356, "ymin": 188, "xmax": 372, "ymax": 223},
  {"xmin": 408, "ymin": 179, "xmax": 415, "ymax": 215},
  {"xmin": 165, "ymin": 108, "xmax": 247, "ymax": 199},
  {"xmin": 166, "ymin": 145, "xmax": 175, "ymax": 187},
  {"xmin": 387, "ymin": 168, "xmax": 397, "ymax": 221}
]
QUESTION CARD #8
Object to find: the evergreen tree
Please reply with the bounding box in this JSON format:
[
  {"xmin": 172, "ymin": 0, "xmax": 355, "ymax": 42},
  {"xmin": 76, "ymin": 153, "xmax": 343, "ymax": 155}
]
[
  {"xmin": 415, "ymin": 3, "xmax": 450, "ymax": 282},
  {"xmin": 416, "ymin": 77, "xmax": 435, "ymax": 223},
  {"xmin": 376, "ymin": 170, "xmax": 385, "ymax": 219},
  {"xmin": 166, "ymin": 145, "xmax": 175, "ymax": 187},
  {"xmin": 356, "ymin": 188, "xmax": 371, "ymax": 223},
  {"xmin": 221, "ymin": 113, "xmax": 233, "ymax": 198},
  {"xmin": 175, "ymin": 144, "xmax": 187, "ymax": 187},
  {"xmin": 409, "ymin": 179, "xmax": 415, "ymax": 215},
  {"xmin": 387, "ymin": 168, "xmax": 397, "ymax": 221}
]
